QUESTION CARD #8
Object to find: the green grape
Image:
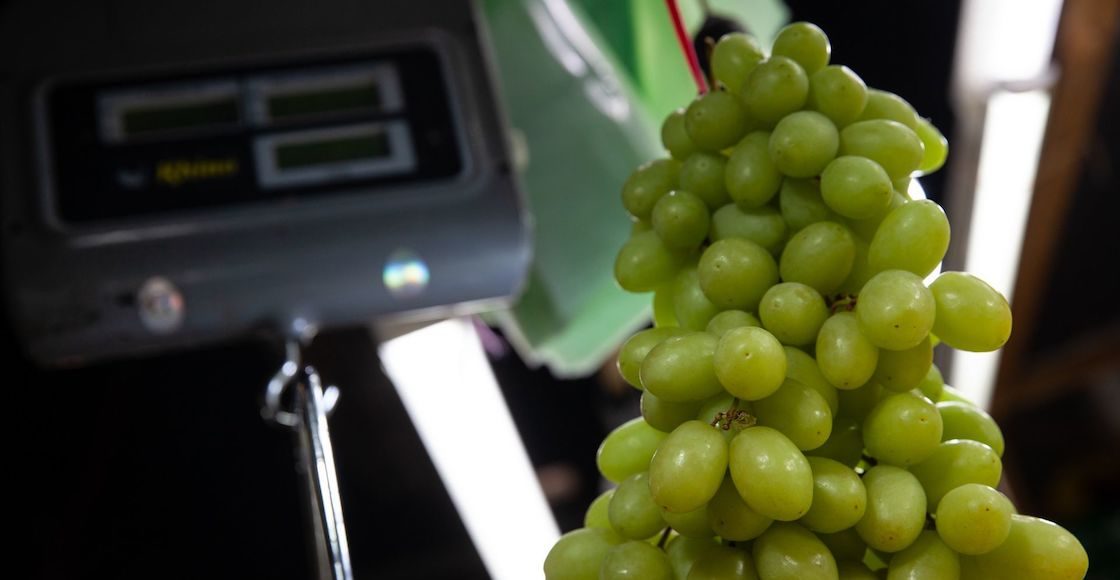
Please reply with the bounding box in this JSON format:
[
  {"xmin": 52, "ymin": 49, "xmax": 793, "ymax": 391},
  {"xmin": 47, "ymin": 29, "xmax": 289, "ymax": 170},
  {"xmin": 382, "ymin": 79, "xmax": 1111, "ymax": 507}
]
[
  {"xmin": 893, "ymin": 176, "xmax": 912, "ymax": 195},
  {"xmin": 614, "ymin": 230, "xmax": 688, "ymax": 293},
  {"xmin": 642, "ymin": 390, "xmax": 704, "ymax": 433},
  {"xmin": 846, "ymin": 189, "xmax": 906, "ymax": 242},
  {"xmin": 686, "ymin": 544, "xmax": 760, "ymax": 580},
  {"xmin": 650, "ymin": 420, "xmax": 729, "ymax": 513},
  {"xmin": 769, "ymin": 110, "xmax": 839, "ymax": 178},
  {"xmin": 779, "ymin": 178, "xmax": 842, "ymax": 233},
  {"xmin": 856, "ymin": 270, "xmax": 935, "ymax": 351},
  {"xmin": 837, "ymin": 561, "xmax": 878, "ymax": 580},
  {"xmin": 837, "ymin": 381, "xmax": 883, "ymax": 420},
  {"xmin": 696, "ymin": 392, "xmax": 737, "ymax": 426},
  {"xmin": 837, "ymin": 238, "xmax": 874, "ymax": 296},
  {"xmin": 707, "ymin": 475, "xmax": 774, "ymax": 541},
  {"xmin": 914, "ymin": 117, "xmax": 948, "ymax": 175},
  {"xmin": 937, "ymin": 401, "xmax": 1005, "ymax": 456},
  {"xmin": 816, "ymin": 312, "xmax": 879, "ymax": 390},
  {"xmin": 857, "ymin": 89, "xmax": 918, "ymax": 129},
  {"xmin": 707, "ymin": 310, "xmax": 762, "ymax": 338},
  {"xmin": 653, "ymin": 283, "xmax": 679, "ymax": 328},
  {"xmin": 929, "ymin": 272, "xmax": 1012, "ymax": 352},
  {"xmin": 699, "ymin": 238, "xmax": 779, "ymax": 311},
  {"xmin": 662, "ymin": 504, "xmax": 713, "ymax": 538},
  {"xmin": 801, "ymin": 456, "xmax": 867, "ymax": 533},
  {"xmin": 710, "ymin": 203, "xmax": 788, "ymax": 255},
  {"xmin": 856, "ymin": 465, "xmax": 927, "ymax": 553},
  {"xmin": 673, "ymin": 267, "xmax": 721, "ymax": 331},
  {"xmin": 600, "ymin": 540, "xmax": 673, "ymax": 580},
  {"xmin": 759, "ymin": 282, "xmax": 829, "ymax": 346},
  {"xmin": 887, "ymin": 530, "xmax": 960, "ymax": 580},
  {"xmin": 864, "ymin": 548, "xmax": 889, "ymax": 572},
  {"xmin": 586, "ymin": 489, "xmax": 617, "ymax": 531},
  {"xmin": 909, "ymin": 440, "xmax": 1002, "ymax": 509},
  {"xmin": 820, "ymin": 156, "xmax": 893, "ymax": 219},
  {"xmin": 937, "ymin": 385, "xmax": 975, "ymax": 406},
  {"xmin": 808, "ymin": 65, "xmax": 868, "ymax": 128},
  {"xmin": 609, "ymin": 472, "xmax": 667, "ymax": 540},
  {"xmin": 780, "ymin": 221, "xmax": 856, "ymax": 295},
  {"xmin": 617, "ymin": 327, "xmax": 688, "ymax": 388},
  {"xmin": 959, "ymin": 515, "xmax": 1088, "ymax": 580},
  {"xmin": 754, "ymin": 378, "xmax": 833, "ymax": 450},
  {"xmin": 863, "ymin": 392, "xmax": 942, "ymax": 466},
  {"xmin": 631, "ymin": 219, "xmax": 653, "ymax": 235},
  {"xmin": 680, "ymin": 152, "xmax": 731, "ymax": 209},
  {"xmin": 714, "ymin": 326, "xmax": 788, "ymax": 401},
  {"xmin": 820, "ymin": 527, "xmax": 870, "ymax": 563},
  {"xmin": 544, "ymin": 527, "xmax": 618, "ymax": 580},
  {"xmin": 871, "ymin": 336, "xmax": 932, "ymax": 392},
  {"xmin": 742, "ymin": 56, "xmax": 810, "ymax": 125},
  {"xmin": 662, "ymin": 108, "xmax": 698, "ymax": 160},
  {"xmin": 621, "ymin": 159, "xmax": 680, "ymax": 220},
  {"xmin": 753, "ymin": 522, "xmax": 839, "ymax": 580},
  {"xmin": 935, "ymin": 484, "xmax": 1013, "ymax": 555},
  {"xmin": 597, "ymin": 417, "xmax": 668, "ymax": 483},
  {"xmin": 712, "ymin": 32, "xmax": 766, "ymax": 94},
  {"xmin": 641, "ymin": 332, "xmax": 725, "ymax": 402},
  {"xmin": 917, "ymin": 364, "xmax": 944, "ymax": 401},
  {"xmin": 868, "ymin": 199, "xmax": 950, "ymax": 278},
  {"xmin": 667, "ymin": 535, "xmax": 719, "ymax": 580},
  {"xmin": 726, "ymin": 131, "xmax": 783, "ymax": 208},
  {"xmin": 686, "ymin": 91, "xmax": 750, "ymax": 152},
  {"xmin": 729, "ymin": 426, "xmax": 814, "ymax": 521},
  {"xmin": 653, "ymin": 191, "xmax": 711, "ymax": 250},
  {"xmin": 772, "ymin": 22, "xmax": 831, "ymax": 74},
  {"xmin": 839, "ymin": 120, "xmax": 924, "ymax": 180},
  {"xmin": 784, "ymin": 346, "xmax": 839, "ymax": 414},
  {"xmin": 809, "ymin": 414, "xmax": 862, "ymax": 467}
]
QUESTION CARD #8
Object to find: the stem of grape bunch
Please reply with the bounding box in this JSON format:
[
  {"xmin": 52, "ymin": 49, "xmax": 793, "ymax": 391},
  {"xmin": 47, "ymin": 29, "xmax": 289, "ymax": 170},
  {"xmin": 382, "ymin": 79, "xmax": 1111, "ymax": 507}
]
[{"xmin": 665, "ymin": 0, "xmax": 709, "ymax": 94}]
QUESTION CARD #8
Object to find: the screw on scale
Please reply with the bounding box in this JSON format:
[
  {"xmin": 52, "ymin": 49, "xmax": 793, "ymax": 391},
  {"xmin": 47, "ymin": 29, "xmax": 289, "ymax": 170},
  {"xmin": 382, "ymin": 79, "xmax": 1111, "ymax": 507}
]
[{"xmin": 262, "ymin": 338, "xmax": 351, "ymax": 580}]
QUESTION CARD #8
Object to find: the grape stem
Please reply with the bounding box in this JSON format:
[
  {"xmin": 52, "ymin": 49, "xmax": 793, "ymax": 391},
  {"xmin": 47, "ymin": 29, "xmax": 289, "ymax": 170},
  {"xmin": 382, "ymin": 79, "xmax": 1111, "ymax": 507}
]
[
  {"xmin": 710, "ymin": 398, "xmax": 757, "ymax": 431},
  {"xmin": 657, "ymin": 527, "xmax": 672, "ymax": 549},
  {"xmin": 828, "ymin": 293, "xmax": 858, "ymax": 314}
]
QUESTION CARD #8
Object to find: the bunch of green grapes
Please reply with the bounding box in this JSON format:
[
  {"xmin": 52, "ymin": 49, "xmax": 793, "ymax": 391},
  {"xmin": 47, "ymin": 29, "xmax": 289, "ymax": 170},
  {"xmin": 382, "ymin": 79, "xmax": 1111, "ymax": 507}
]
[{"xmin": 545, "ymin": 22, "xmax": 1089, "ymax": 580}]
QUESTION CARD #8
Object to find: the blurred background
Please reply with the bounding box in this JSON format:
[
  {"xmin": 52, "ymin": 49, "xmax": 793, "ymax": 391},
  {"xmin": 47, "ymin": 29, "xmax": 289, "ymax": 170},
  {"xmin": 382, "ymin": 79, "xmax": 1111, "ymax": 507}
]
[{"xmin": 3, "ymin": 0, "xmax": 1117, "ymax": 578}]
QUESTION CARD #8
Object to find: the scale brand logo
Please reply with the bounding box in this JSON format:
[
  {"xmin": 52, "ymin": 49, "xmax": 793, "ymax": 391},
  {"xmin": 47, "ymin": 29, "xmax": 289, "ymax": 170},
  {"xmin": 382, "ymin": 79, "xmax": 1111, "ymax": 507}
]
[{"xmin": 155, "ymin": 158, "xmax": 239, "ymax": 186}]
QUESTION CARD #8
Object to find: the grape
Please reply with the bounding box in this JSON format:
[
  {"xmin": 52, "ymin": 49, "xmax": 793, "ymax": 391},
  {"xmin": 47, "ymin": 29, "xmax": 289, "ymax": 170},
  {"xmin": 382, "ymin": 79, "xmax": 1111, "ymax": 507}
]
[
  {"xmin": 652, "ymin": 283, "xmax": 678, "ymax": 328},
  {"xmin": 914, "ymin": 117, "xmax": 949, "ymax": 175},
  {"xmin": 784, "ymin": 346, "xmax": 839, "ymax": 414},
  {"xmin": 652, "ymin": 191, "xmax": 711, "ymax": 250},
  {"xmin": 780, "ymin": 221, "xmax": 856, "ymax": 295},
  {"xmin": 929, "ymin": 272, "xmax": 1012, "ymax": 352},
  {"xmin": 909, "ymin": 440, "xmax": 1002, "ymax": 509},
  {"xmin": 600, "ymin": 540, "xmax": 673, "ymax": 580},
  {"xmin": 839, "ymin": 119, "xmax": 924, "ymax": 180},
  {"xmin": 642, "ymin": 391, "xmax": 704, "ymax": 433},
  {"xmin": 937, "ymin": 385, "xmax": 975, "ymax": 406},
  {"xmin": 667, "ymin": 535, "xmax": 719, "ymax": 580},
  {"xmin": 808, "ymin": 65, "xmax": 868, "ymax": 128},
  {"xmin": 699, "ymin": 238, "xmax": 779, "ymax": 311},
  {"xmin": 609, "ymin": 472, "xmax": 667, "ymax": 540},
  {"xmin": 863, "ymin": 392, "xmax": 943, "ymax": 466},
  {"xmin": 937, "ymin": 401, "xmax": 1005, "ymax": 456},
  {"xmin": 597, "ymin": 417, "xmax": 667, "ymax": 483},
  {"xmin": 871, "ymin": 336, "xmax": 932, "ymax": 392},
  {"xmin": 816, "ymin": 312, "xmax": 879, "ymax": 390},
  {"xmin": 836, "ymin": 381, "xmax": 883, "ymax": 420},
  {"xmin": 726, "ymin": 131, "xmax": 782, "ymax": 208},
  {"xmin": 662, "ymin": 108, "xmax": 698, "ymax": 160},
  {"xmin": 917, "ymin": 363, "xmax": 945, "ymax": 401},
  {"xmin": 661, "ymin": 504, "xmax": 713, "ymax": 538},
  {"xmin": 753, "ymin": 522, "xmax": 839, "ymax": 580},
  {"xmin": 846, "ymin": 189, "xmax": 906, "ymax": 242},
  {"xmin": 857, "ymin": 89, "xmax": 918, "ymax": 129},
  {"xmin": 779, "ymin": 178, "xmax": 841, "ymax": 233},
  {"xmin": 586, "ymin": 489, "xmax": 617, "ymax": 531},
  {"xmin": 759, "ymin": 282, "xmax": 829, "ymax": 346},
  {"xmin": 754, "ymin": 378, "xmax": 833, "ymax": 450},
  {"xmin": 712, "ymin": 32, "xmax": 766, "ymax": 94},
  {"xmin": 710, "ymin": 203, "xmax": 789, "ymax": 254},
  {"xmin": 686, "ymin": 91, "xmax": 750, "ymax": 152},
  {"xmin": 742, "ymin": 56, "xmax": 810, "ymax": 125},
  {"xmin": 837, "ymin": 561, "xmax": 878, "ymax": 580},
  {"xmin": 714, "ymin": 326, "xmax": 788, "ymax": 401},
  {"xmin": 673, "ymin": 267, "xmax": 721, "ymax": 331},
  {"xmin": 887, "ymin": 530, "xmax": 960, "ymax": 579},
  {"xmin": 680, "ymin": 152, "xmax": 731, "ymax": 209},
  {"xmin": 856, "ymin": 270, "xmax": 935, "ymax": 351},
  {"xmin": 686, "ymin": 545, "xmax": 760, "ymax": 580},
  {"xmin": 808, "ymin": 414, "xmax": 862, "ymax": 467},
  {"xmin": 935, "ymin": 484, "xmax": 1014, "ymax": 555},
  {"xmin": 696, "ymin": 392, "xmax": 737, "ymax": 426},
  {"xmin": 729, "ymin": 426, "xmax": 814, "ymax": 521},
  {"xmin": 706, "ymin": 309, "xmax": 762, "ymax": 339},
  {"xmin": 959, "ymin": 515, "xmax": 1088, "ymax": 580},
  {"xmin": 800, "ymin": 456, "xmax": 867, "ymax": 533},
  {"xmin": 614, "ymin": 230, "xmax": 688, "ymax": 292},
  {"xmin": 820, "ymin": 527, "xmax": 870, "ymax": 562},
  {"xmin": 617, "ymin": 327, "xmax": 688, "ymax": 388},
  {"xmin": 856, "ymin": 465, "xmax": 927, "ymax": 553},
  {"xmin": 544, "ymin": 527, "xmax": 618, "ymax": 580},
  {"xmin": 868, "ymin": 199, "xmax": 950, "ymax": 278},
  {"xmin": 707, "ymin": 475, "xmax": 774, "ymax": 541},
  {"xmin": 649, "ymin": 420, "xmax": 729, "ymax": 513},
  {"xmin": 621, "ymin": 159, "xmax": 680, "ymax": 220},
  {"xmin": 769, "ymin": 110, "xmax": 839, "ymax": 178},
  {"xmin": 641, "ymin": 332, "xmax": 725, "ymax": 402},
  {"xmin": 820, "ymin": 156, "xmax": 893, "ymax": 219},
  {"xmin": 772, "ymin": 22, "xmax": 831, "ymax": 74}
]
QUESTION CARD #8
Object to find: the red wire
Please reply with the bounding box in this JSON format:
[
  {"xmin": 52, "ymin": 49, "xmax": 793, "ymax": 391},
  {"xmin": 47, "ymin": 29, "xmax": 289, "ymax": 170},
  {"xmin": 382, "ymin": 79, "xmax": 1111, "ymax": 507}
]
[{"xmin": 665, "ymin": 0, "xmax": 709, "ymax": 94}]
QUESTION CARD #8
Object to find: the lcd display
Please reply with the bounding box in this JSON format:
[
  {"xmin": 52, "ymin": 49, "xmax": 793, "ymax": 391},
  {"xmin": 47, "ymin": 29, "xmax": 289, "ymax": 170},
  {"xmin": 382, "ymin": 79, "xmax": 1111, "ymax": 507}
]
[{"xmin": 275, "ymin": 131, "xmax": 391, "ymax": 169}]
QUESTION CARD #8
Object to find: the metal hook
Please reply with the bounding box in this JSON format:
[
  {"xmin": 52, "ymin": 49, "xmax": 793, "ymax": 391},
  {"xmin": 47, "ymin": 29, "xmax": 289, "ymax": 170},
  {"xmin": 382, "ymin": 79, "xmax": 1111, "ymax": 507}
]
[{"xmin": 263, "ymin": 340, "xmax": 340, "ymax": 427}]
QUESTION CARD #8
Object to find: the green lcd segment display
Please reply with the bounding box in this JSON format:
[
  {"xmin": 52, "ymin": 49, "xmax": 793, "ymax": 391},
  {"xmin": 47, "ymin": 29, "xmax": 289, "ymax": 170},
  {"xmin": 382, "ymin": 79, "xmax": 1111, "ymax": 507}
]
[
  {"xmin": 275, "ymin": 131, "xmax": 391, "ymax": 169},
  {"xmin": 267, "ymin": 82, "xmax": 382, "ymax": 120},
  {"xmin": 121, "ymin": 97, "xmax": 240, "ymax": 137}
]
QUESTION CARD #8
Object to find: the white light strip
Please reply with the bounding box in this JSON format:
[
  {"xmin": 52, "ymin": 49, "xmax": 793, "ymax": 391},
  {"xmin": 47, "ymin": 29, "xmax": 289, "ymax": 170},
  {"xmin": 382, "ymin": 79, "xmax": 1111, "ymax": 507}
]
[
  {"xmin": 379, "ymin": 318, "xmax": 560, "ymax": 580},
  {"xmin": 954, "ymin": 0, "xmax": 1064, "ymax": 96},
  {"xmin": 953, "ymin": 90, "xmax": 1052, "ymax": 409}
]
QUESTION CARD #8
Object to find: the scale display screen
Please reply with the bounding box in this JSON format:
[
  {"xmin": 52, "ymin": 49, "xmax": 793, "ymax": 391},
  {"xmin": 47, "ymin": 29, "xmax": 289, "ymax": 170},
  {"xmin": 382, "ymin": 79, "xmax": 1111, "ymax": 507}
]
[{"xmin": 275, "ymin": 132, "xmax": 390, "ymax": 169}]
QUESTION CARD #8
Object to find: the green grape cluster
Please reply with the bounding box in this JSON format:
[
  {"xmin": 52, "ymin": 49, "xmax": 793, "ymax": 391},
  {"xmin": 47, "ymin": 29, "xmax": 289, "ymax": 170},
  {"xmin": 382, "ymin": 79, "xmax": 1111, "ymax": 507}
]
[{"xmin": 545, "ymin": 21, "xmax": 1090, "ymax": 580}]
